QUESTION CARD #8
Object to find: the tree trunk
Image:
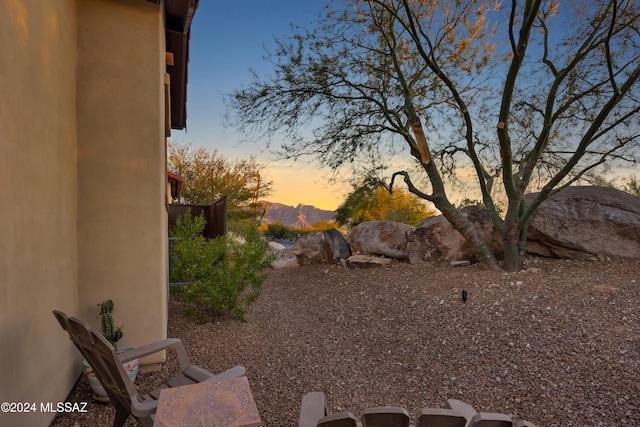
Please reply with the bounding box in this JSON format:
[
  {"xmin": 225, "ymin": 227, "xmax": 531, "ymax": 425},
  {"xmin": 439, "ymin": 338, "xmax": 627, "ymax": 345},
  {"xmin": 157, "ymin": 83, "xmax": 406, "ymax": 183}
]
[
  {"xmin": 502, "ymin": 220, "xmax": 523, "ymax": 271},
  {"xmin": 404, "ymin": 115, "xmax": 501, "ymax": 271},
  {"xmin": 439, "ymin": 204, "xmax": 501, "ymax": 271},
  {"xmin": 392, "ymin": 169, "xmax": 502, "ymax": 271}
]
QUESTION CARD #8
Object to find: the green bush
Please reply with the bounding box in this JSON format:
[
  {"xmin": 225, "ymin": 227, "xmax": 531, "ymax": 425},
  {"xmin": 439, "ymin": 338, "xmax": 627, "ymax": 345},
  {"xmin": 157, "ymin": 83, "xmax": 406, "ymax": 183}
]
[
  {"xmin": 170, "ymin": 211, "xmax": 274, "ymax": 322},
  {"xmin": 263, "ymin": 222, "xmax": 296, "ymax": 240}
]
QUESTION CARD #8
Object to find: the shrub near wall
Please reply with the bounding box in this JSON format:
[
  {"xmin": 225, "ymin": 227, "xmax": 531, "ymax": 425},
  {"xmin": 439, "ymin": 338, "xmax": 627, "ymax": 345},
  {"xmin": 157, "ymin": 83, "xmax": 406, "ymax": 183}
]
[{"xmin": 170, "ymin": 211, "xmax": 274, "ymax": 322}]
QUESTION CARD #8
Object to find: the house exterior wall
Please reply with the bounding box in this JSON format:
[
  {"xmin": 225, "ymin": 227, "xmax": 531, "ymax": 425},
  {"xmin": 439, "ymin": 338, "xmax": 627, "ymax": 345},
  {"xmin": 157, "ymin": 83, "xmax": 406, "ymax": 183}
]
[
  {"xmin": 0, "ymin": 0, "xmax": 170, "ymax": 425},
  {"xmin": 0, "ymin": 1, "xmax": 80, "ymax": 426},
  {"xmin": 76, "ymin": 0, "xmax": 168, "ymax": 359}
]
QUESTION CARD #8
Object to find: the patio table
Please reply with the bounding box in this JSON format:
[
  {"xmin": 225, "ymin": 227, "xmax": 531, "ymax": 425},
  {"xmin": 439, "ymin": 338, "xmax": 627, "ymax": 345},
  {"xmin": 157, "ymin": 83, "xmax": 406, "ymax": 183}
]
[{"xmin": 153, "ymin": 375, "xmax": 262, "ymax": 427}]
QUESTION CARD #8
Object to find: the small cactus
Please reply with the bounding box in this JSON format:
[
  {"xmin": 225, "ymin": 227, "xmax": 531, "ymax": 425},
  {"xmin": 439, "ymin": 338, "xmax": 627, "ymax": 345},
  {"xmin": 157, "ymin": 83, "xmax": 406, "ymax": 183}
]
[{"xmin": 97, "ymin": 300, "xmax": 123, "ymax": 350}]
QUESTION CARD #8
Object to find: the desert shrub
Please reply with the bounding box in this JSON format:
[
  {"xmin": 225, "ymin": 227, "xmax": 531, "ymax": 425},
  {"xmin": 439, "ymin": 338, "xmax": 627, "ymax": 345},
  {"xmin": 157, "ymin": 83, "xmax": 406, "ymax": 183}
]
[
  {"xmin": 263, "ymin": 222, "xmax": 294, "ymax": 240},
  {"xmin": 170, "ymin": 211, "xmax": 274, "ymax": 322},
  {"xmin": 263, "ymin": 221, "xmax": 340, "ymax": 241}
]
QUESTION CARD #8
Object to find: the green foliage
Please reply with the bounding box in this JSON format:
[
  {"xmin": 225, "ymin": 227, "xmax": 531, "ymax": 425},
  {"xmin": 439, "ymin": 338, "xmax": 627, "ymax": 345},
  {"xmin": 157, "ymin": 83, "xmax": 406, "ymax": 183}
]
[
  {"xmin": 263, "ymin": 222, "xmax": 296, "ymax": 240},
  {"xmin": 310, "ymin": 220, "xmax": 339, "ymax": 231},
  {"xmin": 168, "ymin": 142, "xmax": 272, "ymax": 232},
  {"xmin": 170, "ymin": 211, "xmax": 274, "ymax": 322},
  {"xmin": 97, "ymin": 300, "xmax": 123, "ymax": 350},
  {"xmin": 336, "ymin": 184, "xmax": 436, "ymax": 228},
  {"xmin": 262, "ymin": 220, "xmax": 340, "ymax": 240}
]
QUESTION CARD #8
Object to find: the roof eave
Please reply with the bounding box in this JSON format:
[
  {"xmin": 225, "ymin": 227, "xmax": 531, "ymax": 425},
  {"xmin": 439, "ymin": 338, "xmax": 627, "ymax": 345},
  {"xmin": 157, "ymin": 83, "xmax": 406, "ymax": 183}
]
[{"xmin": 164, "ymin": 0, "xmax": 199, "ymax": 130}]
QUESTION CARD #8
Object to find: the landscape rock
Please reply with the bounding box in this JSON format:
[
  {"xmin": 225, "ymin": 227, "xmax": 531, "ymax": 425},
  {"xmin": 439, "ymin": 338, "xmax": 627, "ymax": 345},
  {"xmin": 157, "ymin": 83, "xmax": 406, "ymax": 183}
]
[
  {"xmin": 271, "ymin": 256, "xmax": 299, "ymax": 269},
  {"xmin": 293, "ymin": 230, "xmax": 352, "ymax": 265},
  {"xmin": 288, "ymin": 186, "xmax": 640, "ymax": 267},
  {"xmin": 269, "ymin": 247, "xmax": 299, "ymax": 269},
  {"xmin": 347, "ymin": 220, "xmax": 414, "ymax": 261},
  {"xmin": 322, "ymin": 228, "xmax": 352, "ymax": 262},
  {"xmin": 408, "ymin": 205, "xmax": 503, "ymax": 264},
  {"xmin": 269, "ymin": 241, "xmax": 286, "ymax": 250},
  {"xmin": 293, "ymin": 232, "xmax": 328, "ymax": 265},
  {"xmin": 526, "ymin": 186, "xmax": 640, "ymax": 260},
  {"xmin": 344, "ymin": 255, "xmax": 393, "ymax": 269}
]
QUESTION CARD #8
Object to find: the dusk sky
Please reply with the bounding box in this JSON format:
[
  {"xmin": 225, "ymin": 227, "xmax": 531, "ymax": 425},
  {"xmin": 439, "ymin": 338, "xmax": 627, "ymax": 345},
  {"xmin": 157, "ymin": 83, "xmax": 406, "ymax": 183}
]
[{"xmin": 170, "ymin": 0, "xmax": 349, "ymax": 211}]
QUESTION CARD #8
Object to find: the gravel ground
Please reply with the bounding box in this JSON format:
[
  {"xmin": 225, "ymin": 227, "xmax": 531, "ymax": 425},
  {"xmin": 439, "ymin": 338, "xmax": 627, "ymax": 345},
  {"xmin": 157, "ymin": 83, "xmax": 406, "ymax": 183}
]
[{"xmin": 52, "ymin": 257, "xmax": 639, "ymax": 426}]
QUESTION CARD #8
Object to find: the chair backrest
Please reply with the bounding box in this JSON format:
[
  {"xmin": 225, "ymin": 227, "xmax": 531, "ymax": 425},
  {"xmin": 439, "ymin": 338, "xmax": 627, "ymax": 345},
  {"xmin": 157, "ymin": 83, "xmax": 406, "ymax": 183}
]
[
  {"xmin": 300, "ymin": 393, "xmax": 535, "ymax": 427},
  {"xmin": 415, "ymin": 407, "xmax": 467, "ymax": 427},
  {"xmin": 467, "ymin": 413, "xmax": 513, "ymax": 427},
  {"xmin": 53, "ymin": 310, "xmax": 139, "ymax": 412},
  {"xmin": 362, "ymin": 407, "xmax": 411, "ymax": 427},
  {"xmin": 317, "ymin": 408, "xmax": 411, "ymax": 427}
]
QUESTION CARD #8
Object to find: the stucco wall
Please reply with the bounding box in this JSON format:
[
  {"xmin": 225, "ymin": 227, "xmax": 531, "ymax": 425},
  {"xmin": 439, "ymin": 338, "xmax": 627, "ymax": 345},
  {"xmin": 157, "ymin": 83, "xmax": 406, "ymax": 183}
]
[
  {"xmin": 1, "ymin": 1, "xmax": 170, "ymax": 425},
  {"xmin": 76, "ymin": 0, "xmax": 168, "ymax": 358},
  {"xmin": 0, "ymin": 1, "xmax": 80, "ymax": 426}
]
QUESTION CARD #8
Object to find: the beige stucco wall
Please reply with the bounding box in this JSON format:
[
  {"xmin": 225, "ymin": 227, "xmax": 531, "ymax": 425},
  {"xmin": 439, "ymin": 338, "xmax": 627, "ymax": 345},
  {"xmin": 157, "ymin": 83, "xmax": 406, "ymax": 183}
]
[
  {"xmin": 1, "ymin": 0, "xmax": 169, "ymax": 425},
  {"xmin": 76, "ymin": 0, "xmax": 168, "ymax": 357},
  {"xmin": 0, "ymin": 1, "xmax": 80, "ymax": 426}
]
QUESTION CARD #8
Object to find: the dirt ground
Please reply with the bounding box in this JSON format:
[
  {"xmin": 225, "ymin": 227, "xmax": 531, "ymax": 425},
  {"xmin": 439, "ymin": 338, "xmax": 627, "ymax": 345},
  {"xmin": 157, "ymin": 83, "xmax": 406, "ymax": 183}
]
[{"xmin": 52, "ymin": 257, "xmax": 640, "ymax": 426}]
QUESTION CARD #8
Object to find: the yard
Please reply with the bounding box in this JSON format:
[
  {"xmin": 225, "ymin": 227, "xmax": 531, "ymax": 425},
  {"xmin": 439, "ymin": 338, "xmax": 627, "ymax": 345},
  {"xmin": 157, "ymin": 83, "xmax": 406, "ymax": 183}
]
[{"xmin": 52, "ymin": 258, "xmax": 640, "ymax": 426}]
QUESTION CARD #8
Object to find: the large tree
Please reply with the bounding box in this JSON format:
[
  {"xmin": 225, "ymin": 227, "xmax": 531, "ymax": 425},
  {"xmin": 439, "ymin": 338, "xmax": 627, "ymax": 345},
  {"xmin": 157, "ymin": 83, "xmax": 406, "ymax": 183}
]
[
  {"xmin": 168, "ymin": 142, "xmax": 272, "ymax": 228},
  {"xmin": 336, "ymin": 181, "xmax": 437, "ymax": 227},
  {"xmin": 228, "ymin": 0, "xmax": 640, "ymax": 271}
]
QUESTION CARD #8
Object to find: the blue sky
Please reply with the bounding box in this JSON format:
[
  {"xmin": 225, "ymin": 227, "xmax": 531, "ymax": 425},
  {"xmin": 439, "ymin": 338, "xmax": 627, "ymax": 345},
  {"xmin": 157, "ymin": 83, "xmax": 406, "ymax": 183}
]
[{"xmin": 170, "ymin": 0, "xmax": 347, "ymax": 210}]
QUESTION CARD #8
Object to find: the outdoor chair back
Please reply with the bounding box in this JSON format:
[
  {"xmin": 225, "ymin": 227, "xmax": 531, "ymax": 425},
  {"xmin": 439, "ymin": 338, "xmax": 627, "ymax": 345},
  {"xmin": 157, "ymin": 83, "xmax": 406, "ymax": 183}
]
[
  {"xmin": 53, "ymin": 310, "xmax": 245, "ymax": 427},
  {"xmin": 298, "ymin": 392, "xmax": 538, "ymax": 427}
]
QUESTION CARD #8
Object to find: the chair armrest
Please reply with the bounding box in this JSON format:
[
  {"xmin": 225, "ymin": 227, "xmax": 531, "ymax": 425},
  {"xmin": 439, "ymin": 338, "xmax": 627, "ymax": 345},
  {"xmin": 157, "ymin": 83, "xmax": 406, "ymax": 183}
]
[
  {"xmin": 200, "ymin": 365, "xmax": 247, "ymax": 383},
  {"xmin": 299, "ymin": 392, "xmax": 328, "ymax": 427},
  {"xmin": 118, "ymin": 338, "xmax": 191, "ymax": 370}
]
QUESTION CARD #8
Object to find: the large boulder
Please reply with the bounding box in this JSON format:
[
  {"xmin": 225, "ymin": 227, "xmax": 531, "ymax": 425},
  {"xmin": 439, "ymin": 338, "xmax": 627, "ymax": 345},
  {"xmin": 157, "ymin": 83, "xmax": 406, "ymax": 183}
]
[
  {"xmin": 293, "ymin": 232, "xmax": 327, "ymax": 265},
  {"xmin": 270, "ymin": 248, "xmax": 299, "ymax": 269},
  {"xmin": 407, "ymin": 205, "xmax": 503, "ymax": 264},
  {"xmin": 293, "ymin": 229, "xmax": 352, "ymax": 265},
  {"xmin": 347, "ymin": 220, "xmax": 414, "ymax": 261},
  {"xmin": 323, "ymin": 228, "xmax": 353, "ymax": 262},
  {"xmin": 526, "ymin": 186, "xmax": 640, "ymax": 260}
]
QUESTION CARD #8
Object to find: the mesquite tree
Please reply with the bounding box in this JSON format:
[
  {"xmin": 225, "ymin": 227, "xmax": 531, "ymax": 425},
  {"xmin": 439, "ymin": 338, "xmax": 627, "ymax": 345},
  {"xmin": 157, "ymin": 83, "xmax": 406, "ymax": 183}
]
[{"xmin": 228, "ymin": 0, "xmax": 640, "ymax": 271}]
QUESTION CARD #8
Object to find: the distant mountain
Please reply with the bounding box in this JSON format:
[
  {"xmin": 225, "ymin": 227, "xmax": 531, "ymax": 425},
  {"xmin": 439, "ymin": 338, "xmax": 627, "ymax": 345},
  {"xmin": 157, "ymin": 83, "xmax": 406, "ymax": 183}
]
[{"xmin": 259, "ymin": 201, "xmax": 336, "ymax": 229}]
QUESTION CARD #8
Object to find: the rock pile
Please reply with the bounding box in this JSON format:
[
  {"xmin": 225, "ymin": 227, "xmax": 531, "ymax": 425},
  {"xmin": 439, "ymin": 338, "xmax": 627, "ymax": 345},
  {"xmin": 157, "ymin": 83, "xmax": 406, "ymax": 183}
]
[{"xmin": 271, "ymin": 186, "xmax": 640, "ymax": 269}]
